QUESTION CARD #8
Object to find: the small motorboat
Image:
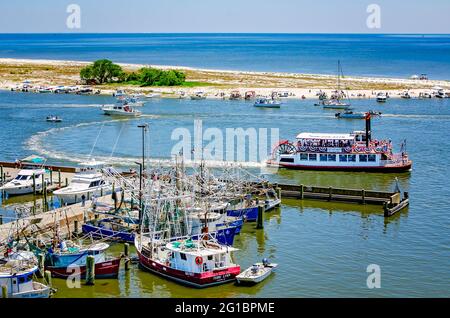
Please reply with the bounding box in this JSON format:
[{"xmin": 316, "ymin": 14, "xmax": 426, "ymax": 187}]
[
  {"xmin": 236, "ymin": 258, "xmax": 278, "ymax": 285},
  {"xmin": 376, "ymin": 93, "xmax": 388, "ymax": 103},
  {"xmin": 336, "ymin": 111, "xmax": 382, "ymax": 119},
  {"xmin": 322, "ymin": 100, "xmax": 351, "ymax": 109},
  {"xmin": 254, "ymin": 98, "xmax": 281, "ymax": 108},
  {"xmin": 190, "ymin": 92, "xmax": 207, "ymax": 100},
  {"xmin": 102, "ymin": 105, "xmax": 142, "ymax": 117},
  {"xmin": 46, "ymin": 115, "xmax": 62, "ymax": 123}
]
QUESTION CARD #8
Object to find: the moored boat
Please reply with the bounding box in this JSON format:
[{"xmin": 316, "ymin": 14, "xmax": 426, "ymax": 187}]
[
  {"xmin": 236, "ymin": 258, "xmax": 277, "ymax": 285},
  {"xmin": 102, "ymin": 105, "xmax": 142, "ymax": 117},
  {"xmin": 46, "ymin": 115, "xmax": 62, "ymax": 122},
  {"xmin": 253, "ymin": 98, "xmax": 281, "ymax": 108}
]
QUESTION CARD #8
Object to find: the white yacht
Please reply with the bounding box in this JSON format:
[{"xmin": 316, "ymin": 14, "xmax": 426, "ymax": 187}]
[
  {"xmin": 53, "ymin": 161, "xmax": 115, "ymax": 205},
  {"xmin": 376, "ymin": 92, "xmax": 388, "ymax": 103},
  {"xmin": 0, "ymin": 157, "xmax": 49, "ymax": 195}
]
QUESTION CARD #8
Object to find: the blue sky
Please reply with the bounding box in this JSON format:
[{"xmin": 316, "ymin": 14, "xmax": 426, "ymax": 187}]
[{"xmin": 0, "ymin": 0, "xmax": 449, "ymax": 33}]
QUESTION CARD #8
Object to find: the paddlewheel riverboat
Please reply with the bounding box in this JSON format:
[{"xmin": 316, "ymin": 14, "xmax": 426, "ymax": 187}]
[{"xmin": 268, "ymin": 114, "xmax": 412, "ymax": 172}]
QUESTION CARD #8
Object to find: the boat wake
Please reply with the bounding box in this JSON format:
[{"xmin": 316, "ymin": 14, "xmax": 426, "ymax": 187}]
[{"xmin": 25, "ymin": 118, "xmax": 265, "ymax": 169}]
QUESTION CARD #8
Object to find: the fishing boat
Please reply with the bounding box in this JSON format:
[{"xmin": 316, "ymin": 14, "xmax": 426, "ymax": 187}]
[
  {"xmin": 376, "ymin": 92, "xmax": 388, "ymax": 102},
  {"xmin": 322, "ymin": 100, "xmax": 351, "ymax": 109},
  {"xmin": 236, "ymin": 258, "xmax": 277, "ymax": 285},
  {"xmin": 117, "ymin": 97, "xmax": 144, "ymax": 107},
  {"xmin": 43, "ymin": 241, "xmax": 120, "ymax": 279},
  {"xmin": 335, "ymin": 111, "xmax": 381, "ymax": 119},
  {"xmin": 0, "ymin": 251, "xmax": 53, "ymax": 298},
  {"xmin": 253, "ymin": 98, "xmax": 281, "ymax": 108},
  {"xmin": 136, "ymin": 234, "xmax": 240, "ymax": 288},
  {"xmin": 46, "ymin": 115, "xmax": 62, "ymax": 122},
  {"xmin": 190, "ymin": 92, "xmax": 207, "ymax": 100},
  {"xmin": 226, "ymin": 197, "xmax": 259, "ymax": 221},
  {"xmin": 0, "ymin": 156, "xmax": 50, "ymax": 195},
  {"xmin": 102, "ymin": 105, "xmax": 142, "ymax": 117},
  {"xmin": 113, "ymin": 89, "xmax": 126, "ymax": 97},
  {"xmin": 268, "ymin": 114, "xmax": 412, "ymax": 172},
  {"xmin": 322, "ymin": 61, "xmax": 352, "ymax": 109},
  {"xmin": 53, "ymin": 161, "xmax": 115, "ymax": 205},
  {"xmin": 82, "ymin": 216, "xmax": 139, "ymax": 243}
]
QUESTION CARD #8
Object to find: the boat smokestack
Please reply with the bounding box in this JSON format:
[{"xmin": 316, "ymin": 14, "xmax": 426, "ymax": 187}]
[{"xmin": 365, "ymin": 113, "xmax": 372, "ymax": 147}]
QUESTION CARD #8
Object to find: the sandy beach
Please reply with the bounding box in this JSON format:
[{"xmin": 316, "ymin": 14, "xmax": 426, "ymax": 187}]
[{"xmin": 1, "ymin": 57, "xmax": 449, "ymax": 99}]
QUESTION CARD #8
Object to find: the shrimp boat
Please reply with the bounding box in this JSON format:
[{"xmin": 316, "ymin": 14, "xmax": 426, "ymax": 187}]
[
  {"xmin": 0, "ymin": 156, "xmax": 50, "ymax": 195},
  {"xmin": 102, "ymin": 104, "xmax": 142, "ymax": 117},
  {"xmin": 236, "ymin": 258, "xmax": 277, "ymax": 285},
  {"xmin": 0, "ymin": 251, "xmax": 52, "ymax": 298},
  {"xmin": 53, "ymin": 161, "xmax": 116, "ymax": 205},
  {"xmin": 190, "ymin": 92, "xmax": 207, "ymax": 100},
  {"xmin": 135, "ymin": 195, "xmax": 241, "ymax": 288},
  {"xmin": 268, "ymin": 114, "xmax": 412, "ymax": 172},
  {"xmin": 40, "ymin": 241, "xmax": 120, "ymax": 279}
]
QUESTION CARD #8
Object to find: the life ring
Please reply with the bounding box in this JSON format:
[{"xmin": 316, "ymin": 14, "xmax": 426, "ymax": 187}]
[{"xmin": 195, "ymin": 256, "xmax": 203, "ymax": 265}]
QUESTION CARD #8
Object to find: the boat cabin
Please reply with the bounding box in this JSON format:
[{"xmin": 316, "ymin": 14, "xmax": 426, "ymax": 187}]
[{"xmin": 163, "ymin": 239, "xmax": 238, "ymax": 274}]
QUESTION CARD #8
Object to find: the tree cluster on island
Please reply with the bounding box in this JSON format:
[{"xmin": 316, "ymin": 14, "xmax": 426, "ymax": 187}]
[{"xmin": 80, "ymin": 59, "xmax": 186, "ymax": 86}]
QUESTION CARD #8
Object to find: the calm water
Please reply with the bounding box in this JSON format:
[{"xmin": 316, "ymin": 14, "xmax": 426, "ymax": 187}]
[
  {"xmin": 0, "ymin": 90, "xmax": 449, "ymax": 297},
  {"xmin": 1, "ymin": 33, "xmax": 450, "ymax": 79}
]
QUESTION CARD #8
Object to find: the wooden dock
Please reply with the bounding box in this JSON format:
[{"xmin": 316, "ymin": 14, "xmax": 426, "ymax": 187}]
[{"xmin": 256, "ymin": 182, "xmax": 409, "ymax": 217}]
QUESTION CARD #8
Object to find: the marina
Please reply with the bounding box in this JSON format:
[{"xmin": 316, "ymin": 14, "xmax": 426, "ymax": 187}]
[{"xmin": 0, "ymin": 32, "xmax": 449, "ymax": 299}]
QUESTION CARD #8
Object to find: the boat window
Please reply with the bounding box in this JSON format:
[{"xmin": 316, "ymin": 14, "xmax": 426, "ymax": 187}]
[
  {"xmin": 327, "ymin": 154, "xmax": 336, "ymax": 162},
  {"xmin": 208, "ymin": 255, "xmax": 213, "ymax": 261},
  {"xmin": 348, "ymin": 155, "xmax": 356, "ymax": 162},
  {"xmin": 339, "ymin": 155, "xmax": 347, "ymax": 162},
  {"xmin": 368, "ymin": 154, "xmax": 377, "ymax": 162},
  {"xmin": 359, "ymin": 155, "xmax": 368, "ymax": 162},
  {"xmin": 19, "ymin": 277, "xmax": 25, "ymax": 284},
  {"xmin": 308, "ymin": 154, "xmax": 317, "ymax": 161},
  {"xmin": 320, "ymin": 154, "xmax": 327, "ymax": 162},
  {"xmin": 300, "ymin": 153, "xmax": 308, "ymax": 161},
  {"xmin": 15, "ymin": 175, "xmax": 27, "ymax": 180},
  {"xmin": 280, "ymin": 157, "xmax": 295, "ymax": 163},
  {"xmin": 89, "ymin": 180, "xmax": 100, "ymax": 188},
  {"xmin": 180, "ymin": 253, "xmax": 187, "ymax": 261}
]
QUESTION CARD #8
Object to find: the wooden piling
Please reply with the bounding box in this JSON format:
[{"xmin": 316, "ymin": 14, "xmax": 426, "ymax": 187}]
[
  {"xmin": 65, "ymin": 177, "xmax": 68, "ymax": 187},
  {"xmin": 37, "ymin": 253, "xmax": 45, "ymax": 277},
  {"xmin": 41, "ymin": 174, "xmax": 45, "ymax": 194},
  {"xmin": 0, "ymin": 166, "xmax": 3, "ymax": 182},
  {"xmin": 328, "ymin": 187, "xmax": 332, "ymax": 201},
  {"xmin": 32, "ymin": 173, "xmax": 36, "ymax": 195},
  {"xmin": 361, "ymin": 189, "xmax": 366, "ymax": 205},
  {"xmin": 256, "ymin": 204, "xmax": 265, "ymax": 229},
  {"xmin": 1, "ymin": 285, "xmax": 7, "ymax": 298},
  {"xmin": 85, "ymin": 255, "xmax": 95, "ymax": 285},
  {"xmin": 74, "ymin": 220, "xmax": 79, "ymax": 235},
  {"xmin": 276, "ymin": 187, "xmax": 282, "ymax": 200},
  {"xmin": 58, "ymin": 169, "xmax": 61, "ymax": 187},
  {"xmin": 124, "ymin": 243, "xmax": 130, "ymax": 271},
  {"xmin": 0, "ymin": 215, "xmax": 2, "ymax": 225},
  {"xmin": 50, "ymin": 169, "xmax": 53, "ymax": 184},
  {"xmin": 299, "ymin": 184, "xmax": 304, "ymax": 199},
  {"xmin": 44, "ymin": 270, "xmax": 52, "ymax": 288}
]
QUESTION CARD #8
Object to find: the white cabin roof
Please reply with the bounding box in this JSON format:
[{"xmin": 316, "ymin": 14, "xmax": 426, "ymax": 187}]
[{"xmin": 296, "ymin": 132, "xmax": 355, "ymax": 140}]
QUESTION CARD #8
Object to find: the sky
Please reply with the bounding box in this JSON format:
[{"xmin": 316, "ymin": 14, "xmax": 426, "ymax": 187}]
[{"xmin": 0, "ymin": 0, "xmax": 449, "ymax": 33}]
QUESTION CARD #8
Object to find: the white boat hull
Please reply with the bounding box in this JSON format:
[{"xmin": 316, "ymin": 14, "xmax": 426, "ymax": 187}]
[
  {"xmin": 11, "ymin": 282, "xmax": 52, "ymax": 298},
  {"xmin": 54, "ymin": 185, "xmax": 114, "ymax": 205},
  {"xmin": 103, "ymin": 109, "xmax": 141, "ymax": 117}
]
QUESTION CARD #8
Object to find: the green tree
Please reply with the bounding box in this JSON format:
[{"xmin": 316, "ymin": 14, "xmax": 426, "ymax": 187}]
[{"xmin": 79, "ymin": 59, "xmax": 124, "ymax": 84}]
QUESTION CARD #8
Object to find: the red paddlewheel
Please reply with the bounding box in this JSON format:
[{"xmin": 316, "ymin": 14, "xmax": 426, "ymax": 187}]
[{"xmin": 272, "ymin": 140, "xmax": 297, "ymax": 156}]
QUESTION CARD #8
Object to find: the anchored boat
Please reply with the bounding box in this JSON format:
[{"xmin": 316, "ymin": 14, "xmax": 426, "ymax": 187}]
[
  {"xmin": 102, "ymin": 104, "xmax": 142, "ymax": 117},
  {"xmin": 253, "ymin": 98, "xmax": 281, "ymax": 108},
  {"xmin": 236, "ymin": 258, "xmax": 277, "ymax": 285},
  {"xmin": 268, "ymin": 114, "xmax": 412, "ymax": 172}
]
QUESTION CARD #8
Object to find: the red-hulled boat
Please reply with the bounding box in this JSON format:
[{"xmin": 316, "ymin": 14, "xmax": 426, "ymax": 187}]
[
  {"xmin": 136, "ymin": 234, "xmax": 240, "ymax": 288},
  {"xmin": 268, "ymin": 114, "xmax": 412, "ymax": 172},
  {"xmin": 47, "ymin": 257, "xmax": 121, "ymax": 279}
]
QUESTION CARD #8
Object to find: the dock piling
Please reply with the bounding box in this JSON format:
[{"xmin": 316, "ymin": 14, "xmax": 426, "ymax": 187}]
[
  {"xmin": 58, "ymin": 169, "xmax": 61, "ymax": 187},
  {"xmin": 328, "ymin": 187, "xmax": 333, "ymax": 201},
  {"xmin": 361, "ymin": 189, "xmax": 366, "ymax": 205},
  {"xmin": 50, "ymin": 169, "xmax": 53, "ymax": 184},
  {"xmin": 1, "ymin": 285, "xmax": 7, "ymax": 298},
  {"xmin": 300, "ymin": 184, "xmax": 304, "ymax": 199},
  {"xmin": 0, "ymin": 166, "xmax": 3, "ymax": 182},
  {"xmin": 85, "ymin": 255, "xmax": 95, "ymax": 285},
  {"xmin": 256, "ymin": 204, "xmax": 265, "ymax": 229},
  {"xmin": 124, "ymin": 243, "xmax": 130, "ymax": 271},
  {"xmin": 44, "ymin": 270, "xmax": 52, "ymax": 288},
  {"xmin": 0, "ymin": 215, "xmax": 2, "ymax": 225},
  {"xmin": 32, "ymin": 173, "xmax": 36, "ymax": 195},
  {"xmin": 74, "ymin": 220, "xmax": 79, "ymax": 235},
  {"xmin": 37, "ymin": 253, "xmax": 45, "ymax": 277}
]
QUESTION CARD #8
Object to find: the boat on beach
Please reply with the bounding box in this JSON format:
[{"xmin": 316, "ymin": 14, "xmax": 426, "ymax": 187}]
[
  {"xmin": 376, "ymin": 92, "xmax": 388, "ymax": 102},
  {"xmin": 236, "ymin": 258, "xmax": 277, "ymax": 285},
  {"xmin": 190, "ymin": 92, "xmax": 207, "ymax": 100},
  {"xmin": 268, "ymin": 114, "xmax": 412, "ymax": 172}
]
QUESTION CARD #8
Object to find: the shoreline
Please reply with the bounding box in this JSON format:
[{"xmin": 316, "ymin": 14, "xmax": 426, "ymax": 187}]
[{"xmin": 1, "ymin": 57, "xmax": 449, "ymax": 100}]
